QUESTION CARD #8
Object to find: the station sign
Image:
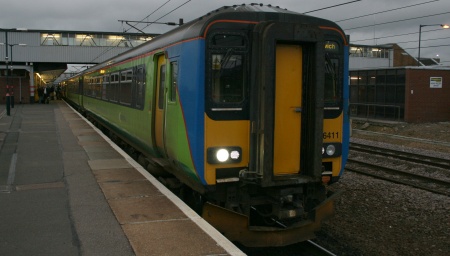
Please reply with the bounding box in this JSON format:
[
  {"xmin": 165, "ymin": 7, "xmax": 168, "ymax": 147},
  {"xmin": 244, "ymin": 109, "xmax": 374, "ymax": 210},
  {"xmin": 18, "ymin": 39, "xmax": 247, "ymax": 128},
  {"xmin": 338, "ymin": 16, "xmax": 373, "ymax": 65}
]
[{"xmin": 430, "ymin": 77, "xmax": 443, "ymax": 88}]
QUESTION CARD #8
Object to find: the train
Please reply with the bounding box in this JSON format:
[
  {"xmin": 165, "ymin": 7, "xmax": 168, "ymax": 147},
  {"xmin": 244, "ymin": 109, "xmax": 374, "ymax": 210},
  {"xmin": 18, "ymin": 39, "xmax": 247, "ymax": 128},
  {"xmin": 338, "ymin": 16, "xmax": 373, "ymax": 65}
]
[{"xmin": 62, "ymin": 4, "xmax": 349, "ymax": 247}]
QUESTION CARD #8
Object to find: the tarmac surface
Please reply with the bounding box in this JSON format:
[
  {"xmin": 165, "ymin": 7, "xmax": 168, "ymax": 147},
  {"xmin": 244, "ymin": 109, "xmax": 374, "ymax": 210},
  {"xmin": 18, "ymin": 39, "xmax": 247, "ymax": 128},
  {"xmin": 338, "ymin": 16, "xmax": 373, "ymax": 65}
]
[{"xmin": 0, "ymin": 102, "xmax": 244, "ymax": 255}]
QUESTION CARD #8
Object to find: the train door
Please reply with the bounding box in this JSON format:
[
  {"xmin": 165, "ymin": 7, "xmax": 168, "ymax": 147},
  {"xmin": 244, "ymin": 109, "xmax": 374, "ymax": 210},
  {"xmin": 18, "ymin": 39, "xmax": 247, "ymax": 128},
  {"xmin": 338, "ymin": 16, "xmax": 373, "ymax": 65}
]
[
  {"xmin": 164, "ymin": 59, "xmax": 179, "ymax": 158},
  {"xmin": 155, "ymin": 55, "xmax": 167, "ymax": 156},
  {"xmin": 273, "ymin": 44, "xmax": 302, "ymax": 175},
  {"xmin": 251, "ymin": 22, "xmax": 323, "ymax": 185}
]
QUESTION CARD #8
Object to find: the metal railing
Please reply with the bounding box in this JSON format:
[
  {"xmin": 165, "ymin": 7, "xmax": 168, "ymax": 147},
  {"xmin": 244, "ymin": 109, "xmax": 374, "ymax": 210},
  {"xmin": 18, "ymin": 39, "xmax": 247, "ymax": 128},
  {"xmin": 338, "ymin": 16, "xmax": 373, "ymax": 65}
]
[{"xmin": 350, "ymin": 103, "xmax": 403, "ymax": 121}]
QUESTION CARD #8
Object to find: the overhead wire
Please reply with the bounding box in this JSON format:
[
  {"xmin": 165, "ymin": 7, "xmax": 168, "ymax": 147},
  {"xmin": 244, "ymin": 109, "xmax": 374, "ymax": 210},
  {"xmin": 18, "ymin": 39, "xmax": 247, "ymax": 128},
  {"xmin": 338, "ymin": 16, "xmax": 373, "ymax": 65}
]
[
  {"xmin": 302, "ymin": 0, "xmax": 361, "ymax": 14},
  {"xmin": 344, "ymin": 11, "xmax": 450, "ymax": 30},
  {"xmin": 333, "ymin": 0, "xmax": 448, "ymax": 58},
  {"xmin": 386, "ymin": 36, "xmax": 450, "ymax": 45},
  {"xmin": 401, "ymin": 44, "xmax": 450, "ymax": 51},
  {"xmin": 126, "ymin": 0, "xmax": 173, "ymax": 32},
  {"xmin": 351, "ymin": 28, "xmax": 445, "ymax": 42},
  {"xmin": 92, "ymin": 0, "xmax": 174, "ymax": 63},
  {"xmin": 335, "ymin": 0, "xmax": 440, "ymax": 22},
  {"xmin": 90, "ymin": 0, "xmax": 192, "ymax": 64},
  {"xmin": 140, "ymin": 0, "xmax": 192, "ymax": 31}
]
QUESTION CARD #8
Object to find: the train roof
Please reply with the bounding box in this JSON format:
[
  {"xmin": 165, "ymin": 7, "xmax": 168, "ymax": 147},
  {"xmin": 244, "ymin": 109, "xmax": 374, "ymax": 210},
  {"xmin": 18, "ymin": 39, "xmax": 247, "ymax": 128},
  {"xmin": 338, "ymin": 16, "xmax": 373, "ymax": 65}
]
[{"xmin": 79, "ymin": 4, "xmax": 343, "ymax": 75}]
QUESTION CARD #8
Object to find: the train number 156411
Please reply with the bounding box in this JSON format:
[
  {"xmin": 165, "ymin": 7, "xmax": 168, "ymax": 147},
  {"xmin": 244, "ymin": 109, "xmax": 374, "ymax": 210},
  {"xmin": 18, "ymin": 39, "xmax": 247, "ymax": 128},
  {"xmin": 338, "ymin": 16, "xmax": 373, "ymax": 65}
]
[{"xmin": 323, "ymin": 132, "xmax": 339, "ymax": 140}]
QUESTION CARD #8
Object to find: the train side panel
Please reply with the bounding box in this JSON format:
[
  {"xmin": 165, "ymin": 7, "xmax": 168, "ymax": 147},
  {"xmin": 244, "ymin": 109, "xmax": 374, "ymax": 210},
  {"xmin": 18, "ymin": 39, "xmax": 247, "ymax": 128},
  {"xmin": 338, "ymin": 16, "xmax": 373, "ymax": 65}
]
[
  {"xmin": 81, "ymin": 56, "xmax": 158, "ymax": 157},
  {"xmin": 164, "ymin": 40, "xmax": 206, "ymax": 183}
]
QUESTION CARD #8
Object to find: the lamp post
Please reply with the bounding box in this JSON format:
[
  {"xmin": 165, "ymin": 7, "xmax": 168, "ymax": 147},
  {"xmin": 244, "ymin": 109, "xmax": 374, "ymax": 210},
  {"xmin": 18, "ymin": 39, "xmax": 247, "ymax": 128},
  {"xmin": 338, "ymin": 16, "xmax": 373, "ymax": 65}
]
[
  {"xmin": 418, "ymin": 24, "xmax": 449, "ymax": 66},
  {"xmin": 1, "ymin": 28, "xmax": 26, "ymax": 116}
]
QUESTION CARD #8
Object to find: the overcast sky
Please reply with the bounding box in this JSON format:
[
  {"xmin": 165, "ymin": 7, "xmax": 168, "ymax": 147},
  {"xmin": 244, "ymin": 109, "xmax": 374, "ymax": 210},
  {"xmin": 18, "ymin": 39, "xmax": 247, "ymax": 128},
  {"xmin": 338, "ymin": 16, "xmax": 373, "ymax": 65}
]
[{"xmin": 1, "ymin": 0, "xmax": 449, "ymax": 65}]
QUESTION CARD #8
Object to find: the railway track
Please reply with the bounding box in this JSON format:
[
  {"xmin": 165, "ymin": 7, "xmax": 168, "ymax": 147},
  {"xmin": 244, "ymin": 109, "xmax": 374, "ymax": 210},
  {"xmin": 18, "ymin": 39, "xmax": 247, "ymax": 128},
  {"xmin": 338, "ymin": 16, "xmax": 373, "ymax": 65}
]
[
  {"xmin": 352, "ymin": 129, "xmax": 450, "ymax": 148},
  {"xmin": 347, "ymin": 142, "xmax": 450, "ymax": 196},
  {"xmin": 350, "ymin": 142, "xmax": 450, "ymax": 170}
]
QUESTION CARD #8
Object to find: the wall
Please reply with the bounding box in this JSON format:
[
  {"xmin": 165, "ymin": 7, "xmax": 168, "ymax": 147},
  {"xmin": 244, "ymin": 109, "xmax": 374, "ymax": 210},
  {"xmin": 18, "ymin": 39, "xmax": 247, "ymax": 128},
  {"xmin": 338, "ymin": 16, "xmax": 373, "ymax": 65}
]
[
  {"xmin": 0, "ymin": 76, "xmax": 31, "ymax": 104},
  {"xmin": 392, "ymin": 44, "xmax": 418, "ymax": 67},
  {"xmin": 349, "ymin": 57, "xmax": 391, "ymax": 69},
  {"xmin": 405, "ymin": 68, "xmax": 450, "ymax": 122}
]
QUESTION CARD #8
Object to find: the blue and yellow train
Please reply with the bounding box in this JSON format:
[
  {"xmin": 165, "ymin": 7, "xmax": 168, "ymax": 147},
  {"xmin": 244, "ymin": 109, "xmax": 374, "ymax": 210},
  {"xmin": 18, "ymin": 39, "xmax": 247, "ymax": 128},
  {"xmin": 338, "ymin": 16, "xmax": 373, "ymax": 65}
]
[{"xmin": 63, "ymin": 4, "xmax": 349, "ymax": 247}]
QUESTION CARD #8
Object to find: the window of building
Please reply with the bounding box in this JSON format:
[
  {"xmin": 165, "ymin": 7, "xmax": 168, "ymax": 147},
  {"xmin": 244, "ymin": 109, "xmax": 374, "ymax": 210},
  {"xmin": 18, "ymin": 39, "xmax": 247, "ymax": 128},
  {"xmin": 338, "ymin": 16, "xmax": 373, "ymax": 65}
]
[
  {"xmin": 350, "ymin": 69, "xmax": 405, "ymax": 120},
  {"xmin": 41, "ymin": 33, "xmax": 153, "ymax": 47}
]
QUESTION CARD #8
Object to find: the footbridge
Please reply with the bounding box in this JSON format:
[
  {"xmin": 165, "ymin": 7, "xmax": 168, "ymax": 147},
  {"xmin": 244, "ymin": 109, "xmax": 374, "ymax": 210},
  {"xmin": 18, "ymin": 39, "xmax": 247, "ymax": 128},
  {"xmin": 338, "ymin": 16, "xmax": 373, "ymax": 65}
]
[{"xmin": 0, "ymin": 29, "xmax": 158, "ymax": 104}]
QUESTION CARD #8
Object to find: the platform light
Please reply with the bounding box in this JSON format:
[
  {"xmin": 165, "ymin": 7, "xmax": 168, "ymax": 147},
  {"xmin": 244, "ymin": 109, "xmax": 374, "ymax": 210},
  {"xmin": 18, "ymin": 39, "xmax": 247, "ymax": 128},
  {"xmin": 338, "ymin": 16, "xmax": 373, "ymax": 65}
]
[
  {"xmin": 109, "ymin": 35, "xmax": 125, "ymax": 40},
  {"xmin": 140, "ymin": 36, "xmax": 153, "ymax": 41},
  {"xmin": 418, "ymin": 24, "xmax": 449, "ymax": 66},
  {"xmin": 42, "ymin": 33, "xmax": 60, "ymax": 38}
]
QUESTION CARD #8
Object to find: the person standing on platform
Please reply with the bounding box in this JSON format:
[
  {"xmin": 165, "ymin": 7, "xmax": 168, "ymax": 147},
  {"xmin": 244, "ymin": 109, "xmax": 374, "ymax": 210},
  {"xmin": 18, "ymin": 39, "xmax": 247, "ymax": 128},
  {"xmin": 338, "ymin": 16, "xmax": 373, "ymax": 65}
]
[
  {"xmin": 43, "ymin": 86, "xmax": 49, "ymax": 104},
  {"xmin": 38, "ymin": 86, "xmax": 44, "ymax": 104}
]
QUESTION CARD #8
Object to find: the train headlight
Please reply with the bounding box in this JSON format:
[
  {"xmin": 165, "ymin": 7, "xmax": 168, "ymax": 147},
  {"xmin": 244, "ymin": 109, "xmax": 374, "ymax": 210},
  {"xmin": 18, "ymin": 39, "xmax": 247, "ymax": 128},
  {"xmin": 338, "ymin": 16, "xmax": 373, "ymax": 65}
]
[
  {"xmin": 207, "ymin": 147, "xmax": 242, "ymax": 164},
  {"xmin": 322, "ymin": 143, "xmax": 342, "ymax": 158},
  {"xmin": 216, "ymin": 149, "xmax": 229, "ymax": 162}
]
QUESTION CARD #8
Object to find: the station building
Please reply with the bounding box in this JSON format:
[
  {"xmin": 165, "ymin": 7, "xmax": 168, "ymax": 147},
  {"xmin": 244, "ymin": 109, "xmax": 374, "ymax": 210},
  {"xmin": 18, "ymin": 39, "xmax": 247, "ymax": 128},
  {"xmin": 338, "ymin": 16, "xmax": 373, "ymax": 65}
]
[{"xmin": 349, "ymin": 43, "xmax": 450, "ymax": 123}]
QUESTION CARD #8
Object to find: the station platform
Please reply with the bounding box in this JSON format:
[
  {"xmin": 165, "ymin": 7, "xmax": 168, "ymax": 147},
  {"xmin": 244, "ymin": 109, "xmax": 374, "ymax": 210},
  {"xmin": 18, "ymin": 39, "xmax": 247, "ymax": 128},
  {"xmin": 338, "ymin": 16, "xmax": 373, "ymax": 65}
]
[{"xmin": 0, "ymin": 102, "xmax": 244, "ymax": 256}]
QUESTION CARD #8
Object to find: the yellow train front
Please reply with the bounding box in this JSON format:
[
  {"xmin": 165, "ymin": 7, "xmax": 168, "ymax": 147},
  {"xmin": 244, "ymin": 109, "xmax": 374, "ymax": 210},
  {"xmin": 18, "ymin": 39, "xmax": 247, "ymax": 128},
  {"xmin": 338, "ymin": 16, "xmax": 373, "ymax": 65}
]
[{"xmin": 198, "ymin": 5, "xmax": 350, "ymax": 247}]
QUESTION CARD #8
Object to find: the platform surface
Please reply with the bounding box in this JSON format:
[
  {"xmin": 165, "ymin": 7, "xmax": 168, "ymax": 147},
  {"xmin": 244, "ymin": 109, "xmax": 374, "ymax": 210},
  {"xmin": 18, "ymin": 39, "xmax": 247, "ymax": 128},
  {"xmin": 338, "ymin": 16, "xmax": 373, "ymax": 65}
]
[{"xmin": 0, "ymin": 102, "xmax": 243, "ymax": 256}]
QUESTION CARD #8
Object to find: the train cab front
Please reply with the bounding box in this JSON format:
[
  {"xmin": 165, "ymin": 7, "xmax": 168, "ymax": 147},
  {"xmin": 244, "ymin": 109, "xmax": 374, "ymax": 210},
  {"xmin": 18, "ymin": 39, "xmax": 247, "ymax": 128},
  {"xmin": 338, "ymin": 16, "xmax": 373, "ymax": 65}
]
[{"xmin": 201, "ymin": 13, "xmax": 347, "ymax": 247}]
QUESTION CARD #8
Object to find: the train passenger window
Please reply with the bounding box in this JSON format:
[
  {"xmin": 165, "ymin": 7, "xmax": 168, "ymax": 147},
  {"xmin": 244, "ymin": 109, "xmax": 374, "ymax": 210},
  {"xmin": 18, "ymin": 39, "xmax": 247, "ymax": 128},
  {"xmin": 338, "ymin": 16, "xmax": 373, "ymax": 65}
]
[
  {"xmin": 84, "ymin": 77, "xmax": 89, "ymax": 96},
  {"xmin": 206, "ymin": 32, "xmax": 249, "ymax": 120},
  {"xmin": 95, "ymin": 77, "xmax": 102, "ymax": 99},
  {"xmin": 135, "ymin": 66, "xmax": 145, "ymax": 109},
  {"xmin": 102, "ymin": 75, "xmax": 109, "ymax": 100},
  {"xmin": 120, "ymin": 70, "xmax": 133, "ymax": 105},
  {"xmin": 325, "ymin": 54, "xmax": 338, "ymax": 103},
  {"xmin": 158, "ymin": 65, "xmax": 166, "ymax": 109},
  {"xmin": 170, "ymin": 62, "xmax": 178, "ymax": 103},
  {"xmin": 324, "ymin": 40, "xmax": 342, "ymax": 108},
  {"xmin": 211, "ymin": 53, "xmax": 244, "ymax": 103},
  {"xmin": 109, "ymin": 73, "xmax": 120, "ymax": 102}
]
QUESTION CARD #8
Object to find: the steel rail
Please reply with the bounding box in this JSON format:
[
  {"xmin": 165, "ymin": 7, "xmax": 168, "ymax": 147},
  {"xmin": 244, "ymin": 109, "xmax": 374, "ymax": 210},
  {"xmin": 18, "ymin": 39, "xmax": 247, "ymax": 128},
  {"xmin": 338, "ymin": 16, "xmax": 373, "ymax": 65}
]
[
  {"xmin": 346, "ymin": 159, "xmax": 450, "ymax": 197},
  {"xmin": 352, "ymin": 129, "xmax": 450, "ymax": 148},
  {"xmin": 350, "ymin": 142, "xmax": 450, "ymax": 170}
]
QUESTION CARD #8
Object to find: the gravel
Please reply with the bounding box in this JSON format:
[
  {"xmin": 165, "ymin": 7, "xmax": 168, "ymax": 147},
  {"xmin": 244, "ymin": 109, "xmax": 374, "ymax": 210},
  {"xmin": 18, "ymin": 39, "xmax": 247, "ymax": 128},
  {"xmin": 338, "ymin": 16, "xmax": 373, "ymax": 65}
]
[{"xmin": 312, "ymin": 120, "xmax": 450, "ymax": 256}]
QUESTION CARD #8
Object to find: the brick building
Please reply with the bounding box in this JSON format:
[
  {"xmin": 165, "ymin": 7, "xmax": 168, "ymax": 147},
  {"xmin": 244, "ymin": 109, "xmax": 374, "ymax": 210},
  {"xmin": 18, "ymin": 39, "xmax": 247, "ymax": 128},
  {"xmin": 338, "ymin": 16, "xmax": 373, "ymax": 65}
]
[
  {"xmin": 350, "ymin": 43, "xmax": 450, "ymax": 123},
  {"xmin": 405, "ymin": 68, "xmax": 450, "ymax": 122},
  {"xmin": 350, "ymin": 67, "xmax": 450, "ymax": 123},
  {"xmin": 0, "ymin": 69, "xmax": 33, "ymax": 104}
]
